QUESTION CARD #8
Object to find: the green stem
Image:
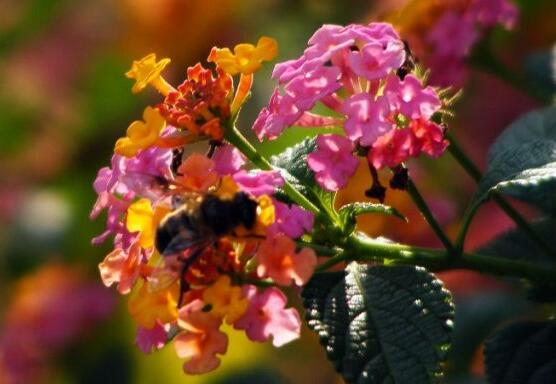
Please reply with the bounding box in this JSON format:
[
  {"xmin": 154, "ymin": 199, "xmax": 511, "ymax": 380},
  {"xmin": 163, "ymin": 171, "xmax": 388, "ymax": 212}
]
[
  {"xmin": 336, "ymin": 234, "xmax": 556, "ymax": 283},
  {"xmin": 455, "ymin": 202, "xmax": 481, "ymax": 252},
  {"xmin": 445, "ymin": 133, "xmax": 482, "ymax": 182},
  {"xmin": 316, "ymin": 252, "xmax": 350, "ymax": 272},
  {"xmin": 406, "ymin": 177, "xmax": 456, "ymax": 253},
  {"xmin": 224, "ymin": 126, "xmax": 320, "ymax": 215},
  {"xmin": 447, "ymin": 133, "xmax": 555, "ymax": 256},
  {"xmin": 296, "ymin": 240, "xmax": 340, "ymax": 256}
]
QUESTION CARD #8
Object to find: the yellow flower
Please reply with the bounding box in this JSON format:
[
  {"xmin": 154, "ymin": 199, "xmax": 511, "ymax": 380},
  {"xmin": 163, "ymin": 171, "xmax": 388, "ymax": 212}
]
[
  {"xmin": 202, "ymin": 275, "xmax": 248, "ymax": 324},
  {"xmin": 213, "ymin": 176, "xmax": 240, "ymax": 200},
  {"xmin": 114, "ymin": 106, "xmax": 166, "ymax": 157},
  {"xmin": 128, "ymin": 279, "xmax": 180, "ymax": 328},
  {"xmin": 126, "ymin": 199, "xmax": 170, "ymax": 249},
  {"xmin": 256, "ymin": 194, "xmax": 275, "ymax": 228},
  {"xmin": 209, "ymin": 36, "xmax": 278, "ymax": 76},
  {"xmin": 125, "ymin": 53, "xmax": 174, "ymax": 95}
]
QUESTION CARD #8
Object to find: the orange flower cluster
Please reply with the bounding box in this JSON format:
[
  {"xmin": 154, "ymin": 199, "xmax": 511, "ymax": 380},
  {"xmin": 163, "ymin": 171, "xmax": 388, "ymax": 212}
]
[{"xmin": 158, "ymin": 64, "xmax": 233, "ymax": 140}]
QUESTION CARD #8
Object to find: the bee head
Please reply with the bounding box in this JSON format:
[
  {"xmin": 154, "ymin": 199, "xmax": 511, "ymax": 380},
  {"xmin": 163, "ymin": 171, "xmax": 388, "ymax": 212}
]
[{"xmin": 231, "ymin": 192, "xmax": 258, "ymax": 230}]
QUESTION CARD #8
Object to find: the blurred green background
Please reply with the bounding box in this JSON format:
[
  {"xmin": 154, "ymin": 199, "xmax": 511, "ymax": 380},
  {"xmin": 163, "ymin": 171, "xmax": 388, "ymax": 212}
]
[{"xmin": 0, "ymin": 1, "xmax": 554, "ymax": 383}]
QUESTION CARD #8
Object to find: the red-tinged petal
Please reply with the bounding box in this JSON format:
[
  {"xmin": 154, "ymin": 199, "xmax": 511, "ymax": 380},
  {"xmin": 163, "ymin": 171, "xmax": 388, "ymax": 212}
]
[{"xmin": 136, "ymin": 322, "xmax": 167, "ymax": 354}]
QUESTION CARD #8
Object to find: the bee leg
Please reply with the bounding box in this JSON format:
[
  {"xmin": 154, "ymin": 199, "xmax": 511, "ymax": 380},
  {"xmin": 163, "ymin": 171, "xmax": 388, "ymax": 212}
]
[
  {"xmin": 206, "ymin": 139, "xmax": 222, "ymax": 158},
  {"xmin": 176, "ymin": 248, "xmax": 204, "ymax": 308}
]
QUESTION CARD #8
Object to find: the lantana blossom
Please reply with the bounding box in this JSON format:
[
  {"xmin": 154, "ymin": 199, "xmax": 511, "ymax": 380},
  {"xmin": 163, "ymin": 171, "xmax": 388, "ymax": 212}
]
[
  {"xmin": 136, "ymin": 322, "xmax": 168, "ymax": 354},
  {"xmin": 234, "ymin": 286, "xmax": 301, "ymax": 347},
  {"xmin": 212, "ymin": 145, "xmax": 246, "ymax": 175},
  {"xmin": 269, "ymin": 200, "xmax": 315, "ymax": 239},
  {"xmin": 307, "ymin": 134, "xmax": 359, "ymax": 192},
  {"xmin": 342, "ymin": 93, "xmax": 391, "ymax": 146},
  {"xmin": 256, "ymin": 21, "xmax": 450, "ymax": 193},
  {"xmin": 175, "ymin": 300, "xmax": 228, "ymax": 374},
  {"xmin": 202, "ymin": 276, "xmax": 249, "ymax": 324},
  {"xmin": 114, "ymin": 106, "xmax": 166, "ymax": 158},
  {"xmin": 232, "ymin": 170, "xmax": 285, "ymax": 197},
  {"xmin": 98, "ymin": 237, "xmax": 142, "ymax": 294},
  {"xmin": 256, "ymin": 234, "xmax": 317, "ymax": 286},
  {"xmin": 208, "ymin": 36, "xmax": 278, "ymax": 76},
  {"xmin": 91, "ymin": 36, "xmax": 316, "ymax": 377},
  {"xmin": 384, "ymin": 74, "xmax": 442, "ymax": 120}
]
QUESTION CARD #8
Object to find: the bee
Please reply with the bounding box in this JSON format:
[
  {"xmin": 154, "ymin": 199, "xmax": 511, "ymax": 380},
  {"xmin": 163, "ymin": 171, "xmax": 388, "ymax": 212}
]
[
  {"xmin": 153, "ymin": 191, "xmax": 259, "ymax": 301},
  {"xmin": 155, "ymin": 191, "xmax": 259, "ymax": 257}
]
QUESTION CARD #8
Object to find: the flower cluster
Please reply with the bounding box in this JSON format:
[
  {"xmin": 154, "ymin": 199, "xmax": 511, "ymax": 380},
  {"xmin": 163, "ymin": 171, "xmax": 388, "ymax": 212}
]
[
  {"xmin": 254, "ymin": 22, "xmax": 449, "ymax": 193},
  {"xmin": 91, "ymin": 38, "xmax": 318, "ymax": 375},
  {"xmin": 390, "ymin": 0, "xmax": 518, "ymax": 86}
]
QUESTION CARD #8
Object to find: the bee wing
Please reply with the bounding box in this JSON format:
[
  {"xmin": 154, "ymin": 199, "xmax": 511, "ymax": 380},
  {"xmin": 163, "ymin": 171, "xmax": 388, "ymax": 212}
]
[
  {"xmin": 162, "ymin": 231, "xmax": 209, "ymax": 257},
  {"xmin": 146, "ymin": 266, "xmax": 179, "ymax": 293},
  {"xmin": 148, "ymin": 242, "xmax": 209, "ymax": 293}
]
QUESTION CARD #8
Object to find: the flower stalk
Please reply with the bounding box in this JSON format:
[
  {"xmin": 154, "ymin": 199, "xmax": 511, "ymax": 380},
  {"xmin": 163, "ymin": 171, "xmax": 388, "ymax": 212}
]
[
  {"xmin": 224, "ymin": 125, "xmax": 321, "ymax": 215},
  {"xmin": 315, "ymin": 234, "xmax": 556, "ymax": 283},
  {"xmin": 406, "ymin": 177, "xmax": 456, "ymax": 254}
]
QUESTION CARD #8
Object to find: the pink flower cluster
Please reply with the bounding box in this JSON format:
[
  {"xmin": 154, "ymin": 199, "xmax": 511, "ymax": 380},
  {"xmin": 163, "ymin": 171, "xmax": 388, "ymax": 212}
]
[
  {"xmin": 425, "ymin": 0, "xmax": 518, "ymax": 86},
  {"xmin": 254, "ymin": 22, "xmax": 448, "ymax": 192}
]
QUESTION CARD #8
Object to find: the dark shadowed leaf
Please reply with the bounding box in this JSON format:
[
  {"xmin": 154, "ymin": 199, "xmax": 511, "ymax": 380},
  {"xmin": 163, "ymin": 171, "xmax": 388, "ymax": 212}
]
[
  {"xmin": 473, "ymin": 107, "xmax": 556, "ymax": 213},
  {"xmin": 302, "ymin": 263, "xmax": 454, "ymax": 384},
  {"xmin": 484, "ymin": 320, "xmax": 556, "ymax": 384},
  {"xmin": 479, "ymin": 219, "xmax": 556, "ymax": 265},
  {"xmin": 524, "ymin": 46, "xmax": 556, "ymax": 95},
  {"xmin": 479, "ymin": 219, "xmax": 556, "ymax": 302}
]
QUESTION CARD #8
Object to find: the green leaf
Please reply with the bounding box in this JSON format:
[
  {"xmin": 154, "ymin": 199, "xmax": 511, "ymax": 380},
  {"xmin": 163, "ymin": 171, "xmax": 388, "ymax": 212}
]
[
  {"xmin": 302, "ymin": 263, "xmax": 454, "ymax": 384},
  {"xmin": 339, "ymin": 203, "xmax": 406, "ymax": 234},
  {"xmin": 484, "ymin": 320, "xmax": 556, "ymax": 384},
  {"xmin": 271, "ymin": 138, "xmax": 336, "ymax": 215},
  {"xmin": 473, "ymin": 107, "xmax": 556, "ymax": 213},
  {"xmin": 271, "ymin": 138, "xmax": 317, "ymax": 189}
]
